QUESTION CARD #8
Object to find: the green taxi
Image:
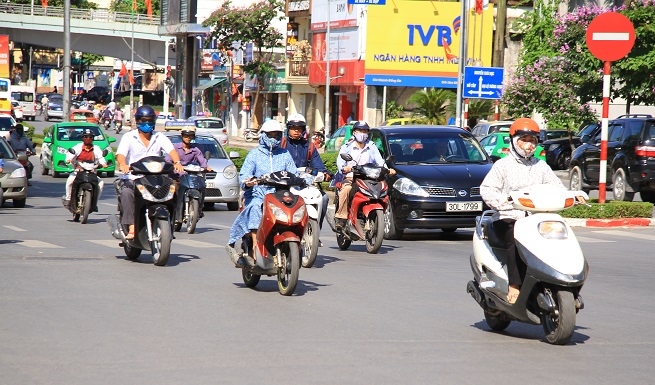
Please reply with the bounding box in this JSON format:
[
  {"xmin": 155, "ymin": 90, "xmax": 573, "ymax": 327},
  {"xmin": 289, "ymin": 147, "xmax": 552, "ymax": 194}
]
[
  {"xmin": 479, "ymin": 132, "xmax": 546, "ymax": 162},
  {"xmin": 40, "ymin": 122, "xmax": 116, "ymax": 177},
  {"xmin": 324, "ymin": 123, "xmax": 354, "ymax": 153}
]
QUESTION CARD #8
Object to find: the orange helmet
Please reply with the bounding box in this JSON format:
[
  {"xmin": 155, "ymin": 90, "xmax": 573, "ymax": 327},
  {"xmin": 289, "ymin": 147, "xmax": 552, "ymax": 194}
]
[{"xmin": 509, "ymin": 118, "xmax": 540, "ymax": 138}]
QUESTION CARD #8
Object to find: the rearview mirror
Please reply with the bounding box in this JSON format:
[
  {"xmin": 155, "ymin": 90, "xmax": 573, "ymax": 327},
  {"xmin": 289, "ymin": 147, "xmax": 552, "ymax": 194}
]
[
  {"xmin": 68, "ymin": 148, "xmax": 76, "ymax": 155},
  {"xmin": 386, "ymin": 155, "xmax": 396, "ymax": 165},
  {"xmin": 340, "ymin": 153, "xmax": 353, "ymax": 161},
  {"xmin": 43, "ymin": 136, "xmax": 52, "ymax": 144},
  {"xmin": 204, "ymin": 150, "xmax": 212, "ymax": 161},
  {"xmin": 229, "ymin": 151, "xmax": 240, "ymax": 159},
  {"xmin": 108, "ymin": 137, "xmax": 116, "ymax": 143}
]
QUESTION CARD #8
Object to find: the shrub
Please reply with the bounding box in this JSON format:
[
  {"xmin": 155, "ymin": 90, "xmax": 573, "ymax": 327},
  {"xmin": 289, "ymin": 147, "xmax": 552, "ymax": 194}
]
[
  {"xmin": 320, "ymin": 151, "xmax": 338, "ymax": 175},
  {"xmin": 560, "ymin": 200, "xmax": 653, "ymax": 219}
]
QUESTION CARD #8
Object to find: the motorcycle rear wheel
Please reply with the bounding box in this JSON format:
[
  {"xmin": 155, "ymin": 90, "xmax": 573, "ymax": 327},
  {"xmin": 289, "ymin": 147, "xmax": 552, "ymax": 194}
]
[
  {"xmin": 151, "ymin": 218, "xmax": 172, "ymax": 266},
  {"xmin": 80, "ymin": 190, "xmax": 92, "ymax": 224},
  {"xmin": 365, "ymin": 210, "xmax": 385, "ymax": 254},
  {"xmin": 187, "ymin": 199, "xmax": 200, "ymax": 234},
  {"xmin": 336, "ymin": 233, "xmax": 351, "ymax": 250},
  {"xmin": 278, "ymin": 242, "xmax": 300, "ymax": 296},
  {"xmin": 242, "ymin": 270, "xmax": 261, "ymax": 288},
  {"xmin": 484, "ymin": 310, "xmax": 511, "ymax": 331},
  {"xmin": 124, "ymin": 242, "xmax": 142, "ymax": 260},
  {"xmin": 301, "ymin": 218, "xmax": 319, "ymax": 268},
  {"xmin": 542, "ymin": 290, "xmax": 576, "ymax": 345}
]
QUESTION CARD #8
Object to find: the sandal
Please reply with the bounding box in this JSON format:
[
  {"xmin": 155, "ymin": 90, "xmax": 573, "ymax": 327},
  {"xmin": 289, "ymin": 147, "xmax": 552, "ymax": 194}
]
[
  {"xmin": 507, "ymin": 286, "xmax": 520, "ymax": 304},
  {"xmin": 125, "ymin": 225, "xmax": 136, "ymax": 240}
]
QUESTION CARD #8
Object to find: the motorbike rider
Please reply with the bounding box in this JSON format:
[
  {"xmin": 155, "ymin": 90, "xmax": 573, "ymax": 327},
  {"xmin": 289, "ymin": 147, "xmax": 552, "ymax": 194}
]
[
  {"xmin": 115, "ymin": 105, "xmax": 184, "ymax": 239},
  {"xmin": 113, "ymin": 107, "xmax": 123, "ymax": 127},
  {"xmin": 8, "ymin": 123, "xmax": 36, "ymax": 183},
  {"xmin": 102, "ymin": 107, "xmax": 112, "ymax": 125},
  {"xmin": 334, "ymin": 121, "xmax": 396, "ymax": 230},
  {"xmin": 165, "ymin": 126, "xmax": 213, "ymax": 222},
  {"xmin": 62, "ymin": 128, "xmax": 108, "ymax": 210},
  {"xmin": 280, "ymin": 113, "xmax": 332, "ymax": 243},
  {"xmin": 226, "ymin": 120, "xmax": 297, "ymax": 267},
  {"xmin": 480, "ymin": 118, "xmax": 577, "ymax": 304}
]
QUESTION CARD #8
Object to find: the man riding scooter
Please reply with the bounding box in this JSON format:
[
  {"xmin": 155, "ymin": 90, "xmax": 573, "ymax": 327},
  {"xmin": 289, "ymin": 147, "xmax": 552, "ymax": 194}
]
[
  {"xmin": 62, "ymin": 128, "xmax": 108, "ymax": 211},
  {"xmin": 7, "ymin": 124, "xmax": 35, "ymax": 185}
]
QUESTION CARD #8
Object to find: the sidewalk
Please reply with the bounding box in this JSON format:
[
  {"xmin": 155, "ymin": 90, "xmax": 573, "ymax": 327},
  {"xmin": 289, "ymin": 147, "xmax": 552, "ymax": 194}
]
[{"xmin": 227, "ymin": 135, "xmax": 258, "ymax": 149}]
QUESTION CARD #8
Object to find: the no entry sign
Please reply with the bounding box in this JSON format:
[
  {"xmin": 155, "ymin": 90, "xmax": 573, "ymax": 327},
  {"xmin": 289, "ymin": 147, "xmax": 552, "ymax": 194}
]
[{"xmin": 586, "ymin": 12, "xmax": 635, "ymax": 62}]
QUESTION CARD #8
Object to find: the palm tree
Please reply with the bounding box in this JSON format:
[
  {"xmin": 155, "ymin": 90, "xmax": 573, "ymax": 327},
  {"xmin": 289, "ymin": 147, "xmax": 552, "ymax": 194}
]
[
  {"xmin": 407, "ymin": 88, "xmax": 455, "ymax": 125},
  {"xmin": 466, "ymin": 99, "xmax": 495, "ymax": 128}
]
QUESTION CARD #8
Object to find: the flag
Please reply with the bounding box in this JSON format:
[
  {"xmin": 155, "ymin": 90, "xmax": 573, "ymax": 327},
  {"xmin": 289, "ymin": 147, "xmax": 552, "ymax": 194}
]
[
  {"xmin": 132, "ymin": 0, "xmax": 137, "ymax": 12},
  {"xmin": 41, "ymin": 0, "xmax": 47, "ymax": 7},
  {"xmin": 128, "ymin": 69, "xmax": 134, "ymax": 85},
  {"xmin": 466, "ymin": 0, "xmax": 489, "ymax": 14},
  {"xmin": 452, "ymin": 16, "xmax": 461, "ymax": 35},
  {"xmin": 442, "ymin": 37, "xmax": 457, "ymax": 62},
  {"xmin": 145, "ymin": 0, "xmax": 153, "ymax": 18},
  {"xmin": 475, "ymin": 0, "xmax": 483, "ymax": 15},
  {"xmin": 118, "ymin": 62, "xmax": 128, "ymax": 77}
]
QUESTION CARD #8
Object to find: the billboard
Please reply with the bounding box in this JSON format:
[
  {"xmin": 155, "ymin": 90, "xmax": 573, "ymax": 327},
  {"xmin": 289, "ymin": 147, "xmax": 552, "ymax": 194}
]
[
  {"xmin": 311, "ymin": 0, "xmax": 365, "ymax": 30},
  {"xmin": 365, "ymin": 1, "xmax": 493, "ymax": 88},
  {"xmin": 0, "ymin": 35, "xmax": 9, "ymax": 79}
]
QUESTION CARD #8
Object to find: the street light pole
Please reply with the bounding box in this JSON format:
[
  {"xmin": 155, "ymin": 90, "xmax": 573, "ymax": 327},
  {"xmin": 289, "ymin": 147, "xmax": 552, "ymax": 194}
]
[
  {"xmin": 324, "ymin": 0, "xmax": 331, "ymax": 136},
  {"xmin": 163, "ymin": 40, "xmax": 169, "ymax": 115},
  {"xmin": 130, "ymin": 7, "xmax": 134, "ymax": 120}
]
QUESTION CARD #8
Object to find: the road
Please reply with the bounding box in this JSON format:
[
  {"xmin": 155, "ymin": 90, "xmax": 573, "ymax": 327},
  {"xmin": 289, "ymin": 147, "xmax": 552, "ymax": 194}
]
[{"xmin": 2, "ymin": 161, "xmax": 655, "ymax": 384}]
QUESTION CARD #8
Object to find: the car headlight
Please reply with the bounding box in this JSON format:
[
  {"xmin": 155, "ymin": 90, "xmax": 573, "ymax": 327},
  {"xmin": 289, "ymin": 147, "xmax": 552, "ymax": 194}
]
[
  {"xmin": 292, "ymin": 205, "xmax": 306, "ymax": 223},
  {"xmin": 538, "ymin": 221, "xmax": 568, "ymax": 239},
  {"xmin": 223, "ymin": 164, "xmax": 237, "ymax": 179},
  {"xmin": 393, "ymin": 177, "xmax": 429, "ymax": 197},
  {"xmin": 10, "ymin": 167, "xmax": 26, "ymax": 178},
  {"xmin": 268, "ymin": 202, "xmax": 289, "ymax": 222},
  {"xmin": 57, "ymin": 146, "xmax": 68, "ymax": 154}
]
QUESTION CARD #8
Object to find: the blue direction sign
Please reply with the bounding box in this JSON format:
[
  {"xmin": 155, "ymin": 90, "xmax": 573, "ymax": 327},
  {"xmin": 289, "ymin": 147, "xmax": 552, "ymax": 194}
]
[
  {"xmin": 463, "ymin": 66, "xmax": 504, "ymax": 99},
  {"xmin": 348, "ymin": 0, "xmax": 385, "ymax": 4}
]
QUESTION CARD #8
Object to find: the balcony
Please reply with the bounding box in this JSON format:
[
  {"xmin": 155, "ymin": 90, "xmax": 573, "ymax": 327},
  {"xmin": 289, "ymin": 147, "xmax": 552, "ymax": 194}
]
[{"xmin": 286, "ymin": 59, "xmax": 310, "ymax": 84}]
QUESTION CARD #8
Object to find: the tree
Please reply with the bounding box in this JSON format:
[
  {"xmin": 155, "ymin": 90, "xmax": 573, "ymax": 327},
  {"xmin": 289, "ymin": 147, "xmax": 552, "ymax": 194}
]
[
  {"xmin": 203, "ymin": 0, "xmax": 284, "ymax": 128},
  {"xmin": 407, "ymin": 88, "xmax": 454, "ymax": 125},
  {"xmin": 466, "ymin": 99, "xmax": 495, "ymax": 128},
  {"xmin": 110, "ymin": 0, "xmax": 160, "ymax": 15},
  {"xmin": 385, "ymin": 101, "xmax": 404, "ymax": 119}
]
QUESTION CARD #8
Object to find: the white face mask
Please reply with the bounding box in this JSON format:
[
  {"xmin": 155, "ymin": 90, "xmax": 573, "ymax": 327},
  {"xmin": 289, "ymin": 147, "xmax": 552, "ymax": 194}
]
[
  {"xmin": 512, "ymin": 135, "xmax": 537, "ymax": 158},
  {"xmin": 354, "ymin": 132, "xmax": 369, "ymax": 143}
]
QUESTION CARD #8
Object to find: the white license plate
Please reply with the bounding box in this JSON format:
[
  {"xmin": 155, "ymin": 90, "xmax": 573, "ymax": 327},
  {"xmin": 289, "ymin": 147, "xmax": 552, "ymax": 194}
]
[
  {"xmin": 446, "ymin": 201, "xmax": 482, "ymax": 212},
  {"xmin": 206, "ymin": 182, "xmax": 215, "ymax": 188}
]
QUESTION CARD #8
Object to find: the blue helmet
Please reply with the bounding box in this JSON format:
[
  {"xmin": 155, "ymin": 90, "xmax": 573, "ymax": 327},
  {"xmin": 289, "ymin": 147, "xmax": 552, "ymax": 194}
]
[
  {"xmin": 134, "ymin": 105, "xmax": 156, "ymax": 121},
  {"xmin": 134, "ymin": 105, "xmax": 157, "ymax": 133}
]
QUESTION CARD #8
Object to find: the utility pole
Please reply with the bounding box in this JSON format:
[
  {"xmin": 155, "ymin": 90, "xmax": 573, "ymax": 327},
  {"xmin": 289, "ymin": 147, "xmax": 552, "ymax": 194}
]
[
  {"xmin": 63, "ymin": 0, "xmax": 71, "ymax": 122},
  {"xmin": 492, "ymin": 0, "xmax": 507, "ymax": 68}
]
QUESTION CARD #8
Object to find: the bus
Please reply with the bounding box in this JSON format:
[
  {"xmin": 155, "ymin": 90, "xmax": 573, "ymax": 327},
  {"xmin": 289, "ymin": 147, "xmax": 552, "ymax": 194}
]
[{"xmin": 0, "ymin": 78, "xmax": 11, "ymax": 115}]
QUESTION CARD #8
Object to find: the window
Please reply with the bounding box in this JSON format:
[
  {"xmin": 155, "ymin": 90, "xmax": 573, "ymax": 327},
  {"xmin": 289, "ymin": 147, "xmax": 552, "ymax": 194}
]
[
  {"xmin": 608, "ymin": 124, "xmax": 624, "ymax": 142},
  {"xmin": 370, "ymin": 131, "xmax": 384, "ymax": 154}
]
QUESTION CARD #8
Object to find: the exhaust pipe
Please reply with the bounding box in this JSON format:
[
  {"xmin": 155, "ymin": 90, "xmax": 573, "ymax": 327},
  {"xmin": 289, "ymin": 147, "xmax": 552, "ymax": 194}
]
[{"xmin": 106, "ymin": 214, "xmax": 125, "ymax": 240}]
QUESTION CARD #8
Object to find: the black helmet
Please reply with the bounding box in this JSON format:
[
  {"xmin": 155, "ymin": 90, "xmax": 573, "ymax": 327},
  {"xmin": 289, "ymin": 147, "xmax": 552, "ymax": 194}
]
[
  {"xmin": 352, "ymin": 121, "xmax": 370, "ymax": 131},
  {"xmin": 134, "ymin": 105, "xmax": 156, "ymax": 121}
]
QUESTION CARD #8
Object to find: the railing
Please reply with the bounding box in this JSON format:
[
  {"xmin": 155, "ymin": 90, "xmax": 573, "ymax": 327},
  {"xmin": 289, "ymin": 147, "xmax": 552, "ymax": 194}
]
[
  {"xmin": 289, "ymin": 59, "xmax": 309, "ymax": 77},
  {"xmin": 0, "ymin": 4, "xmax": 159, "ymax": 25}
]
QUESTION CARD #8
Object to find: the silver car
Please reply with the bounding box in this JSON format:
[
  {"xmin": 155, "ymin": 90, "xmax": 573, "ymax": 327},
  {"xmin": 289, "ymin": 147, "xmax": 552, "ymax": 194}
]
[
  {"xmin": 45, "ymin": 94, "xmax": 64, "ymax": 121},
  {"xmin": 165, "ymin": 133, "xmax": 240, "ymax": 210},
  {"xmin": 187, "ymin": 116, "xmax": 229, "ymax": 146},
  {"xmin": 0, "ymin": 137, "xmax": 28, "ymax": 207},
  {"xmin": 471, "ymin": 120, "xmax": 514, "ymax": 141}
]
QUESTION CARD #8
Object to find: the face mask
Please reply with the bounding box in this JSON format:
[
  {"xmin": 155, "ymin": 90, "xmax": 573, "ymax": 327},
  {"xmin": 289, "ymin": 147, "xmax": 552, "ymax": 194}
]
[
  {"xmin": 354, "ymin": 132, "xmax": 369, "ymax": 143},
  {"xmin": 137, "ymin": 121, "xmax": 155, "ymax": 133},
  {"xmin": 512, "ymin": 136, "xmax": 536, "ymax": 158},
  {"xmin": 263, "ymin": 133, "xmax": 281, "ymax": 149}
]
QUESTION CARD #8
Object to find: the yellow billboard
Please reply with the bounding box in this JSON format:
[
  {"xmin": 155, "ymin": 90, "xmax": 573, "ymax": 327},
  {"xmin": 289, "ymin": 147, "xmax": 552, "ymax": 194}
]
[{"xmin": 365, "ymin": 1, "xmax": 494, "ymax": 88}]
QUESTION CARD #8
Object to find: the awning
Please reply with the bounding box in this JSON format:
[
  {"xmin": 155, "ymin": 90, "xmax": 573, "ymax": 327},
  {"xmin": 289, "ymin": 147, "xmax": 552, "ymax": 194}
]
[{"xmin": 196, "ymin": 78, "xmax": 226, "ymax": 91}]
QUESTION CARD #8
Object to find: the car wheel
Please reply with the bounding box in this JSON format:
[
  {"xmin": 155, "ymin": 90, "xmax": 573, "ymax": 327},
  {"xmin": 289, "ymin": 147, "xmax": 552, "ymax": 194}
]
[
  {"xmin": 227, "ymin": 202, "xmax": 239, "ymax": 211},
  {"xmin": 557, "ymin": 151, "xmax": 572, "ymax": 170},
  {"xmin": 612, "ymin": 168, "xmax": 635, "ymax": 201},
  {"xmin": 203, "ymin": 202, "xmax": 215, "ymax": 209},
  {"xmin": 569, "ymin": 166, "xmax": 588, "ymax": 193},
  {"xmin": 40, "ymin": 157, "xmax": 49, "ymax": 175},
  {"xmin": 383, "ymin": 205, "xmax": 403, "ymax": 240},
  {"xmin": 106, "ymin": 171, "xmax": 115, "ymax": 178},
  {"xmin": 13, "ymin": 198, "xmax": 26, "ymax": 208},
  {"xmin": 640, "ymin": 190, "xmax": 655, "ymax": 204}
]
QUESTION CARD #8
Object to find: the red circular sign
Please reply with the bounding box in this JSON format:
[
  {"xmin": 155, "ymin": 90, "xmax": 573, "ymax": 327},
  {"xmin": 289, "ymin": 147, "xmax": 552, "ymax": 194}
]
[{"xmin": 586, "ymin": 12, "xmax": 635, "ymax": 62}]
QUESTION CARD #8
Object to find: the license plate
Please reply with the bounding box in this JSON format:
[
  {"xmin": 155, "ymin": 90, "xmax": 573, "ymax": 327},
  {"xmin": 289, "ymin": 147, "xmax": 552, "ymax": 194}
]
[
  {"xmin": 446, "ymin": 201, "xmax": 482, "ymax": 212},
  {"xmin": 206, "ymin": 182, "xmax": 215, "ymax": 188}
]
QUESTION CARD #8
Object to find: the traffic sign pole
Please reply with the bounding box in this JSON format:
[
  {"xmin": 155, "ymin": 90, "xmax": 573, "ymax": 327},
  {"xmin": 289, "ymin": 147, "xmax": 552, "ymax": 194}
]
[{"xmin": 599, "ymin": 61, "xmax": 610, "ymax": 203}]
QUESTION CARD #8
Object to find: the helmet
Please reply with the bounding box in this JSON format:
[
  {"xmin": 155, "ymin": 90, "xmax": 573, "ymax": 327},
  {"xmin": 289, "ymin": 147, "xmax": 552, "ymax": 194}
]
[
  {"xmin": 134, "ymin": 105, "xmax": 157, "ymax": 121},
  {"xmin": 509, "ymin": 118, "xmax": 540, "ymax": 138},
  {"xmin": 81, "ymin": 128, "xmax": 94, "ymax": 138},
  {"xmin": 352, "ymin": 121, "xmax": 370, "ymax": 131},
  {"xmin": 181, "ymin": 126, "xmax": 196, "ymax": 136},
  {"xmin": 286, "ymin": 113, "xmax": 307, "ymax": 129},
  {"xmin": 260, "ymin": 120, "xmax": 283, "ymax": 133}
]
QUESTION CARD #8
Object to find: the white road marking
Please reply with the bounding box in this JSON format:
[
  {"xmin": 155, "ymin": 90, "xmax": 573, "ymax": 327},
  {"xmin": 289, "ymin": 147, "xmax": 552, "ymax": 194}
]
[
  {"xmin": 592, "ymin": 32, "xmax": 630, "ymax": 41},
  {"xmin": 593, "ymin": 230, "xmax": 655, "ymax": 241},
  {"xmin": 88, "ymin": 240, "xmax": 122, "ymax": 248},
  {"xmin": 575, "ymin": 236, "xmax": 614, "ymax": 243},
  {"xmin": 3, "ymin": 225, "xmax": 27, "ymax": 231},
  {"xmin": 206, "ymin": 223, "xmax": 231, "ymax": 229},
  {"xmin": 100, "ymin": 202, "xmax": 115, "ymax": 207},
  {"xmin": 175, "ymin": 239, "xmax": 217, "ymax": 248},
  {"xmin": 19, "ymin": 240, "xmax": 64, "ymax": 248}
]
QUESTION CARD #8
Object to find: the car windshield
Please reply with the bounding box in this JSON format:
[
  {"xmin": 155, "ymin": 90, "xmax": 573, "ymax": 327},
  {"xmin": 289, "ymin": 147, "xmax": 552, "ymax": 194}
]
[
  {"xmin": 57, "ymin": 125, "xmax": 104, "ymax": 141},
  {"xmin": 0, "ymin": 116, "xmax": 16, "ymax": 130},
  {"xmin": 169, "ymin": 136, "xmax": 228, "ymax": 159},
  {"xmin": 388, "ymin": 132, "xmax": 488, "ymax": 163},
  {"xmin": 195, "ymin": 120, "xmax": 224, "ymax": 129},
  {"xmin": 0, "ymin": 138, "xmax": 16, "ymax": 159}
]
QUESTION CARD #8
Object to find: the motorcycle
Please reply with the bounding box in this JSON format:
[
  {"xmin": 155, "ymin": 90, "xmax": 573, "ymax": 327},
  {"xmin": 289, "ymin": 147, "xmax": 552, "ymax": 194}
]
[
  {"xmin": 15, "ymin": 150, "xmax": 34, "ymax": 181},
  {"xmin": 173, "ymin": 162, "xmax": 206, "ymax": 234},
  {"xmin": 312, "ymin": 130, "xmax": 325, "ymax": 149},
  {"xmin": 290, "ymin": 167, "xmax": 325, "ymax": 268},
  {"xmin": 103, "ymin": 117, "xmax": 112, "ymax": 130},
  {"xmin": 467, "ymin": 184, "xmax": 589, "ymax": 345},
  {"xmin": 229, "ymin": 171, "xmax": 308, "ymax": 296},
  {"xmin": 243, "ymin": 127, "xmax": 262, "ymax": 142},
  {"xmin": 107, "ymin": 156, "xmax": 176, "ymax": 266},
  {"xmin": 326, "ymin": 154, "xmax": 390, "ymax": 254},
  {"xmin": 63, "ymin": 148, "xmax": 103, "ymax": 224},
  {"xmin": 115, "ymin": 120, "xmax": 123, "ymax": 134}
]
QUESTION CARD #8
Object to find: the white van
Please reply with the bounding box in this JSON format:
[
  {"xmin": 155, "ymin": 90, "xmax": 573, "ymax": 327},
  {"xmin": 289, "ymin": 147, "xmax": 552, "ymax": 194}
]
[{"xmin": 10, "ymin": 86, "xmax": 36, "ymax": 121}]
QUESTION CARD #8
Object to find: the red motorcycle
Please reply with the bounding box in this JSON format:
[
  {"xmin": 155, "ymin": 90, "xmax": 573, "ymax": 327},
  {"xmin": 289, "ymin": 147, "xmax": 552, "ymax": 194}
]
[
  {"xmin": 327, "ymin": 154, "xmax": 390, "ymax": 254},
  {"xmin": 231, "ymin": 171, "xmax": 308, "ymax": 296},
  {"xmin": 312, "ymin": 129, "xmax": 325, "ymax": 148}
]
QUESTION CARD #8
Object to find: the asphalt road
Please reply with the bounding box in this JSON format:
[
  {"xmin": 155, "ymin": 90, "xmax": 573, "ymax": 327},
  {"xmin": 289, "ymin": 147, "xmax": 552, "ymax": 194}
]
[{"xmin": 2, "ymin": 167, "xmax": 655, "ymax": 384}]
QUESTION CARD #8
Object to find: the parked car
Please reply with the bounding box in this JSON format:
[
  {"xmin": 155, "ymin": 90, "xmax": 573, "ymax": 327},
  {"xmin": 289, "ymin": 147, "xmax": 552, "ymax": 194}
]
[
  {"xmin": 45, "ymin": 94, "xmax": 64, "ymax": 121},
  {"xmin": 381, "ymin": 118, "xmax": 413, "ymax": 126},
  {"xmin": 70, "ymin": 109, "xmax": 99, "ymax": 124},
  {"xmin": 0, "ymin": 113, "xmax": 17, "ymax": 140},
  {"xmin": 11, "ymin": 101, "xmax": 24, "ymax": 121},
  {"xmin": 187, "ymin": 116, "xmax": 228, "ymax": 146},
  {"xmin": 569, "ymin": 114, "xmax": 655, "ymax": 202},
  {"xmin": 542, "ymin": 135, "xmax": 583, "ymax": 170},
  {"xmin": 471, "ymin": 120, "xmax": 514, "ymax": 140},
  {"xmin": 368, "ymin": 125, "xmax": 492, "ymax": 239},
  {"xmin": 164, "ymin": 132, "xmax": 240, "ymax": 210},
  {"xmin": 40, "ymin": 122, "xmax": 116, "ymax": 177},
  {"xmin": 479, "ymin": 132, "xmax": 547, "ymax": 162},
  {"xmin": 325, "ymin": 123, "xmax": 355, "ymax": 153},
  {"xmin": 81, "ymin": 86, "xmax": 110, "ymax": 104},
  {"xmin": 0, "ymin": 136, "xmax": 28, "ymax": 207}
]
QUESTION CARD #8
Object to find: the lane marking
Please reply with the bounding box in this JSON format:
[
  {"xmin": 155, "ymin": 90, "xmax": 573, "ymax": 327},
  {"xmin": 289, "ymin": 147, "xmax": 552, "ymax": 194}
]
[
  {"xmin": 206, "ymin": 223, "xmax": 231, "ymax": 229},
  {"xmin": 175, "ymin": 239, "xmax": 217, "ymax": 248},
  {"xmin": 3, "ymin": 225, "xmax": 27, "ymax": 232},
  {"xmin": 88, "ymin": 240, "xmax": 123, "ymax": 248},
  {"xmin": 593, "ymin": 230, "xmax": 655, "ymax": 241},
  {"xmin": 592, "ymin": 32, "xmax": 630, "ymax": 41},
  {"xmin": 18, "ymin": 240, "xmax": 64, "ymax": 248},
  {"xmin": 575, "ymin": 236, "xmax": 614, "ymax": 243}
]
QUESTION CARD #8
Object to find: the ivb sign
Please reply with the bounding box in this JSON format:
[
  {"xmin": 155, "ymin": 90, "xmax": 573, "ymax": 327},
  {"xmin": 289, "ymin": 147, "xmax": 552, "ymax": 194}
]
[
  {"xmin": 348, "ymin": 0, "xmax": 385, "ymax": 4},
  {"xmin": 463, "ymin": 66, "xmax": 504, "ymax": 99}
]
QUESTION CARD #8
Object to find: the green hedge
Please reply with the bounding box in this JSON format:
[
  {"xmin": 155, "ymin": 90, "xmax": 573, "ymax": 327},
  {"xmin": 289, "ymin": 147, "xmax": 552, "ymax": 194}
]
[
  {"xmin": 319, "ymin": 151, "xmax": 338, "ymax": 174},
  {"xmin": 560, "ymin": 200, "xmax": 653, "ymax": 219}
]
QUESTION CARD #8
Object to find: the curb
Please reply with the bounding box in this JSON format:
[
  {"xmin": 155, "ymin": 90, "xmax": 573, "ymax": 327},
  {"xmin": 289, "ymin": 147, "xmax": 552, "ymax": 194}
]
[{"xmin": 569, "ymin": 217, "xmax": 655, "ymax": 228}]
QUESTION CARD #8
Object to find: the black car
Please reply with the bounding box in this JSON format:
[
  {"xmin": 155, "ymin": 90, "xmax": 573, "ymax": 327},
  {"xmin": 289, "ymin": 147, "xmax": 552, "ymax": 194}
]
[
  {"xmin": 569, "ymin": 114, "xmax": 655, "ymax": 202},
  {"xmin": 81, "ymin": 86, "xmax": 111, "ymax": 103},
  {"xmin": 543, "ymin": 136, "xmax": 583, "ymax": 170},
  {"xmin": 369, "ymin": 126, "xmax": 493, "ymax": 239}
]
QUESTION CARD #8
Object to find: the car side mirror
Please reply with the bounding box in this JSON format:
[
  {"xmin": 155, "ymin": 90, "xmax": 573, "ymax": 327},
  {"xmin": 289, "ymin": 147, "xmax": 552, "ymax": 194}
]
[
  {"xmin": 386, "ymin": 155, "xmax": 396, "ymax": 165},
  {"xmin": 340, "ymin": 153, "xmax": 353, "ymax": 161},
  {"xmin": 102, "ymin": 148, "xmax": 109, "ymax": 156},
  {"xmin": 43, "ymin": 136, "xmax": 52, "ymax": 144},
  {"xmin": 204, "ymin": 150, "xmax": 212, "ymax": 161},
  {"xmin": 68, "ymin": 148, "xmax": 76, "ymax": 155},
  {"xmin": 229, "ymin": 151, "xmax": 240, "ymax": 159},
  {"xmin": 108, "ymin": 137, "xmax": 116, "ymax": 143},
  {"xmin": 17, "ymin": 153, "xmax": 28, "ymax": 162}
]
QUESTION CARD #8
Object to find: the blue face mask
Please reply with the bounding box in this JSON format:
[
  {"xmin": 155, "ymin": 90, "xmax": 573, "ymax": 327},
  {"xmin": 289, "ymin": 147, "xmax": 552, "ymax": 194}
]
[
  {"xmin": 261, "ymin": 133, "xmax": 281, "ymax": 149},
  {"xmin": 137, "ymin": 121, "xmax": 155, "ymax": 133}
]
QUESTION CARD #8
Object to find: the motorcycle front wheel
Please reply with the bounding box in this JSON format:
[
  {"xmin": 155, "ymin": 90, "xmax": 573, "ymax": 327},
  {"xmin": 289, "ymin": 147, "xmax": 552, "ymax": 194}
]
[
  {"xmin": 80, "ymin": 190, "xmax": 92, "ymax": 224},
  {"xmin": 301, "ymin": 218, "xmax": 319, "ymax": 268},
  {"xmin": 187, "ymin": 199, "xmax": 200, "ymax": 234},
  {"xmin": 151, "ymin": 218, "xmax": 172, "ymax": 266},
  {"xmin": 278, "ymin": 242, "xmax": 300, "ymax": 296},
  {"xmin": 365, "ymin": 210, "xmax": 385, "ymax": 254},
  {"xmin": 542, "ymin": 290, "xmax": 576, "ymax": 345}
]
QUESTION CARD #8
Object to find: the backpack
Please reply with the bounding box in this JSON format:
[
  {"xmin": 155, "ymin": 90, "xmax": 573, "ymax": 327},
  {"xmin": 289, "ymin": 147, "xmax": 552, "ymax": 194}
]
[{"xmin": 280, "ymin": 137, "xmax": 316, "ymax": 163}]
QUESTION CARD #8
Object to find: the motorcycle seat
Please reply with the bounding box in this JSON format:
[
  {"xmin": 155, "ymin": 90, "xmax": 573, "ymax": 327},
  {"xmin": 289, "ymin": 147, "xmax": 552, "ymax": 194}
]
[{"xmin": 482, "ymin": 218, "xmax": 506, "ymax": 249}]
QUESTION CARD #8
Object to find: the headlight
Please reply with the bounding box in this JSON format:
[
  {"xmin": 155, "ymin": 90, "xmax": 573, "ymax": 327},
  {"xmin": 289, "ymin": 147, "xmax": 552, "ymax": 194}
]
[
  {"xmin": 223, "ymin": 164, "xmax": 237, "ymax": 179},
  {"xmin": 362, "ymin": 166, "xmax": 381, "ymax": 179},
  {"xmin": 10, "ymin": 167, "xmax": 26, "ymax": 178},
  {"xmin": 268, "ymin": 202, "xmax": 289, "ymax": 222},
  {"xmin": 292, "ymin": 205, "xmax": 306, "ymax": 223},
  {"xmin": 538, "ymin": 221, "xmax": 568, "ymax": 239},
  {"xmin": 144, "ymin": 161, "xmax": 164, "ymax": 173},
  {"xmin": 393, "ymin": 177, "xmax": 429, "ymax": 197},
  {"xmin": 184, "ymin": 164, "xmax": 202, "ymax": 172},
  {"xmin": 57, "ymin": 146, "xmax": 68, "ymax": 154}
]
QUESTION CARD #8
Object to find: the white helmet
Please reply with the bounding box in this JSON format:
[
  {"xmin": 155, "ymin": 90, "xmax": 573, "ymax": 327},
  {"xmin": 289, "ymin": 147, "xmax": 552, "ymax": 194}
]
[
  {"xmin": 260, "ymin": 120, "xmax": 283, "ymax": 133},
  {"xmin": 286, "ymin": 113, "xmax": 307, "ymax": 129}
]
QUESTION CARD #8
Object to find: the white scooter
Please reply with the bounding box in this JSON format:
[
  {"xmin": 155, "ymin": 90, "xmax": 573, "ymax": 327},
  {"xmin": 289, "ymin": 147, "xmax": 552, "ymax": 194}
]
[
  {"xmin": 467, "ymin": 184, "xmax": 589, "ymax": 345},
  {"xmin": 291, "ymin": 167, "xmax": 325, "ymax": 268}
]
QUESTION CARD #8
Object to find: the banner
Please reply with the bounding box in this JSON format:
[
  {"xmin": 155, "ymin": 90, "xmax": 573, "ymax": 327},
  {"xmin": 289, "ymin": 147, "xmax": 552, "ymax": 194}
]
[
  {"xmin": 365, "ymin": 1, "xmax": 493, "ymax": 88},
  {"xmin": 0, "ymin": 35, "xmax": 9, "ymax": 79}
]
